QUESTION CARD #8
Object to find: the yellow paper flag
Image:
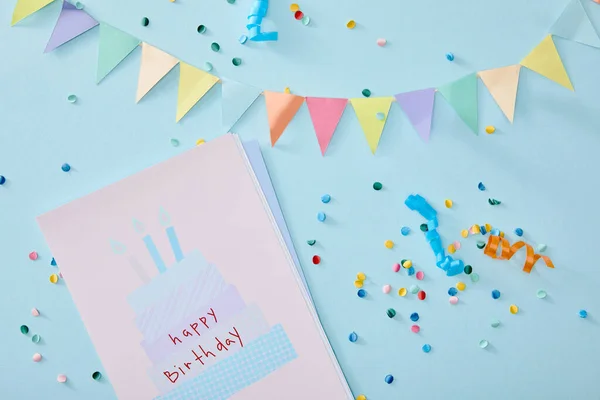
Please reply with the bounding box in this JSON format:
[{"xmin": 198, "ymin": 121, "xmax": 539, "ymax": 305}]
[
  {"xmin": 11, "ymin": 0, "xmax": 55, "ymax": 26},
  {"xmin": 520, "ymin": 35, "xmax": 573, "ymax": 91},
  {"xmin": 176, "ymin": 62, "xmax": 219, "ymax": 122},
  {"xmin": 136, "ymin": 43, "xmax": 179, "ymax": 103},
  {"xmin": 479, "ymin": 65, "xmax": 521, "ymax": 123},
  {"xmin": 350, "ymin": 97, "xmax": 394, "ymax": 154}
]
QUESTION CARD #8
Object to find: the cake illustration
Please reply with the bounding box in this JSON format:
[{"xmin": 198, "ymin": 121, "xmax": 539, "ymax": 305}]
[{"xmin": 115, "ymin": 208, "xmax": 297, "ymax": 400}]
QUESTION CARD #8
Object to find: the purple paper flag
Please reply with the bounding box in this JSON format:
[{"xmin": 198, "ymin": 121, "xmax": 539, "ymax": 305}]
[
  {"xmin": 44, "ymin": 1, "xmax": 98, "ymax": 53},
  {"xmin": 394, "ymin": 88, "xmax": 435, "ymax": 142}
]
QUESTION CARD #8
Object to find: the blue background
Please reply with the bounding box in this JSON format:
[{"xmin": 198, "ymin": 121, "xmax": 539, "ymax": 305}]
[{"xmin": 1, "ymin": 0, "xmax": 600, "ymax": 399}]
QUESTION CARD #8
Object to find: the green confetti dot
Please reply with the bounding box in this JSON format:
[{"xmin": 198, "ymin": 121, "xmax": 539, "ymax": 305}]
[
  {"xmin": 32, "ymin": 334, "xmax": 41, "ymax": 343},
  {"xmin": 197, "ymin": 25, "xmax": 207, "ymax": 34},
  {"xmin": 463, "ymin": 265, "xmax": 473, "ymax": 275},
  {"xmin": 476, "ymin": 241, "xmax": 486, "ymax": 249},
  {"xmin": 170, "ymin": 138, "xmax": 180, "ymax": 147},
  {"xmin": 420, "ymin": 223, "xmax": 428, "ymax": 232},
  {"xmin": 372, "ymin": 181, "xmax": 382, "ymax": 191},
  {"xmin": 92, "ymin": 371, "xmax": 102, "ymax": 381},
  {"xmin": 74, "ymin": 1, "xmax": 84, "ymax": 9},
  {"xmin": 488, "ymin": 198, "xmax": 501, "ymax": 206},
  {"xmin": 232, "ymin": 57, "xmax": 242, "ymax": 66},
  {"xmin": 376, "ymin": 112, "xmax": 385, "ymax": 120},
  {"xmin": 362, "ymin": 89, "xmax": 371, "ymax": 98},
  {"xmin": 470, "ymin": 272, "xmax": 480, "ymax": 282},
  {"xmin": 226, "ymin": 0, "xmax": 236, "ymax": 3},
  {"xmin": 307, "ymin": 240, "xmax": 316, "ymax": 246},
  {"xmin": 141, "ymin": 17, "xmax": 150, "ymax": 27},
  {"xmin": 301, "ymin": 15, "xmax": 310, "ymax": 25},
  {"xmin": 491, "ymin": 319, "xmax": 500, "ymax": 328},
  {"xmin": 67, "ymin": 94, "xmax": 77, "ymax": 103},
  {"xmin": 536, "ymin": 289, "xmax": 547, "ymax": 299},
  {"xmin": 211, "ymin": 42, "xmax": 220, "ymax": 52},
  {"xmin": 20, "ymin": 325, "xmax": 29, "ymax": 335},
  {"xmin": 204, "ymin": 62, "xmax": 213, "ymax": 72},
  {"xmin": 537, "ymin": 244, "xmax": 547, "ymax": 253},
  {"xmin": 386, "ymin": 308, "xmax": 396, "ymax": 318}
]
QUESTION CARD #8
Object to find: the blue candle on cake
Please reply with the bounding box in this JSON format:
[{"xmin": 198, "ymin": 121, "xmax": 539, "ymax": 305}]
[
  {"xmin": 160, "ymin": 207, "xmax": 183, "ymax": 262},
  {"xmin": 134, "ymin": 218, "xmax": 167, "ymax": 274}
]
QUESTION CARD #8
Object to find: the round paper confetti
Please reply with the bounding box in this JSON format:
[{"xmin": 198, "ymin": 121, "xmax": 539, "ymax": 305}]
[
  {"xmin": 449, "ymin": 296, "xmax": 458, "ymax": 304},
  {"xmin": 284, "ymin": 87, "xmax": 291, "ymax": 94},
  {"xmin": 579, "ymin": 309, "xmax": 588, "ymax": 318},
  {"xmin": 456, "ymin": 282, "xmax": 466, "ymax": 291},
  {"xmin": 357, "ymin": 272, "xmax": 366, "ymax": 281},
  {"xmin": 479, "ymin": 339, "xmax": 489, "ymax": 349},
  {"xmin": 444, "ymin": 199, "xmax": 453, "ymax": 208},
  {"xmin": 485, "ymin": 126, "xmax": 495, "ymax": 134},
  {"xmin": 289, "ymin": 3, "xmax": 299, "ymax": 11},
  {"xmin": 49, "ymin": 274, "xmax": 59, "ymax": 284},
  {"xmin": 301, "ymin": 15, "xmax": 310, "ymax": 25},
  {"xmin": 422, "ymin": 344, "xmax": 432, "ymax": 353},
  {"xmin": 376, "ymin": 112, "xmax": 385, "ymax": 120},
  {"xmin": 75, "ymin": 2, "xmax": 84, "ymax": 9},
  {"xmin": 32, "ymin": 334, "xmax": 41, "ymax": 343},
  {"xmin": 0, "ymin": 176, "xmax": 5, "ymax": 185},
  {"xmin": 488, "ymin": 198, "xmax": 501, "ymax": 206},
  {"xmin": 20, "ymin": 325, "xmax": 29, "ymax": 334},
  {"xmin": 384, "ymin": 240, "xmax": 394, "ymax": 249},
  {"xmin": 348, "ymin": 332, "xmax": 358, "ymax": 342},
  {"xmin": 410, "ymin": 312, "xmax": 419, "ymax": 322},
  {"xmin": 382, "ymin": 284, "xmax": 391, "ymax": 294},
  {"xmin": 29, "ymin": 251, "xmax": 39, "ymax": 261},
  {"xmin": 227, "ymin": 0, "xmax": 235, "ymax": 3},
  {"xmin": 417, "ymin": 290, "xmax": 426, "ymax": 300},
  {"xmin": 312, "ymin": 255, "xmax": 321, "ymax": 265},
  {"xmin": 294, "ymin": 10, "xmax": 304, "ymax": 20},
  {"xmin": 402, "ymin": 260, "xmax": 412, "ymax": 269},
  {"xmin": 354, "ymin": 280, "xmax": 363, "ymax": 288},
  {"xmin": 448, "ymin": 287, "xmax": 458, "ymax": 296},
  {"xmin": 375, "ymin": 38, "xmax": 387, "ymax": 47},
  {"xmin": 346, "ymin": 20, "xmax": 356, "ymax": 29},
  {"xmin": 61, "ymin": 163, "xmax": 71, "ymax": 172},
  {"xmin": 491, "ymin": 319, "xmax": 500, "ymax": 328},
  {"xmin": 420, "ymin": 223, "xmax": 428, "ymax": 232},
  {"xmin": 478, "ymin": 182, "xmax": 486, "ymax": 191},
  {"xmin": 491, "ymin": 289, "xmax": 501, "ymax": 299},
  {"xmin": 407, "ymin": 267, "xmax": 415, "ymax": 276},
  {"xmin": 536, "ymin": 289, "xmax": 547, "ymax": 299},
  {"xmin": 409, "ymin": 285, "xmax": 419, "ymax": 294},
  {"xmin": 362, "ymin": 89, "xmax": 371, "ymax": 98},
  {"xmin": 470, "ymin": 273, "xmax": 480, "ymax": 282},
  {"xmin": 537, "ymin": 244, "xmax": 547, "ymax": 253},
  {"xmin": 31, "ymin": 308, "xmax": 40, "ymax": 317},
  {"xmin": 461, "ymin": 229, "xmax": 468, "ymax": 238},
  {"xmin": 356, "ymin": 395, "xmax": 367, "ymax": 400},
  {"xmin": 317, "ymin": 212, "xmax": 326, "ymax": 222},
  {"xmin": 372, "ymin": 181, "xmax": 382, "ymax": 190},
  {"xmin": 445, "ymin": 52, "xmax": 454, "ymax": 61},
  {"xmin": 411, "ymin": 324, "xmax": 420, "ymax": 333},
  {"xmin": 92, "ymin": 371, "xmax": 102, "ymax": 381},
  {"xmin": 392, "ymin": 263, "xmax": 400, "ymax": 272},
  {"xmin": 211, "ymin": 42, "xmax": 220, "ymax": 52},
  {"xmin": 386, "ymin": 308, "xmax": 396, "ymax": 318},
  {"xmin": 197, "ymin": 25, "xmax": 207, "ymax": 34},
  {"xmin": 416, "ymin": 271, "xmax": 424, "ymax": 280},
  {"xmin": 203, "ymin": 62, "xmax": 213, "ymax": 72},
  {"xmin": 447, "ymin": 244, "xmax": 456, "ymax": 254},
  {"xmin": 232, "ymin": 57, "xmax": 242, "ymax": 66},
  {"xmin": 307, "ymin": 240, "xmax": 316, "ymax": 246},
  {"xmin": 57, "ymin": 374, "xmax": 67, "ymax": 383},
  {"xmin": 384, "ymin": 374, "xmax": 394, "ymax": 384},
  {"xmin": 357, "ymin": 289, "xmax": 366, "ymax": 298},
  {"xmin": 476, "ymin": 241, "xmax": 486, "ymax": 249},
  {"xmin": 67, "ymin": 94, "xmax": 77, "ymax": 103},
  {"xmin": 238, "ymin": 35, "xmax": 248, "ymax": 44},
  {"xmin": 33, "ymin": 353, "xmax": 42, "ymax": 362},
  {"xmin": 454, "ymin": 241, "xmax": 461, "ymax": 250},
  {"xmin": 515, "ymin": 228, "xmax": 524, "ymax": 237},
  {"xmin": 463, "ymin": 265, "xmax": 472, "ymax": 275},
  {"xmin": 509, "ymin": 304, "xmax": 519, "ymax": 314},
  {"xmin": 141, "ymin": 17, "xmax": 150, "ymax": 26},
  {"xmin": 321, "ymin": 194, "xmax": 331, "ymax": 203},
  {"xmin": 401, "ymin": 226, "xmax": 410, "ymax": 236},
  {"xmin": 398, "ymin": 287, "xmax": 407, "ymax": 297},
  {"xmin": 196, "ymin": 139, "xmax": 206, "ymax": 146},
  {"xmin": 170, "ymin": 138, "xmax": 180, "ymax": 147}
]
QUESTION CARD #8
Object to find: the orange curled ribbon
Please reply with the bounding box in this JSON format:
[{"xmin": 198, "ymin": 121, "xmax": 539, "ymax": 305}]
[{"xmin": 484, "ymin": 235, "xmax": 555, "ymax": 273}]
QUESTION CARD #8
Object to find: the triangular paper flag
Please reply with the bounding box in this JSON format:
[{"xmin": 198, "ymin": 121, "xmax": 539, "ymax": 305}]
[
  {"xmin": 221, "ymin": 79, "xmax": 262, "ymax": 131},
  {"xmin": 394, "ymin": 88, "xmax": 435, "ymax": 142},
  {"xmin": 350, "ymin": 97, "xmax": 394, "ymax": 154},
  {"xmin": 11, "ymin": 0, "xmax": 54, "ymax": 26},
  {"xmin": 479, "ymin": 65, "xmax": 521, "ymax": 123},
  {"xmin": 305, "ymin": 97, "xmax": 347, "ymax": 155},
  {"xmin": 437, "ymin": 74, "xmax": 478, "ymax": 134},
  {"xmin": 520, "ymin": 35, "xmax": 574, "ymax": 91},
  {"xmin": 176, "ymin": 62, "xmax": 219, "ymax": 122},
  {"xmin": 136, "ymin": 43, "xmax": 179, "ymax": 103},
  {"xmin": 550, "ymin": 0, "xmax": 600, "ymax": 48},
  {"xmin": 97, "ymin": 23, "xmax": 140, "ymax": 84},
  {"xmin": 264, "ymin": 91, "xmax": 305, "ymax": 146},
  {"xmin": 44, "ymin": 1, "xmax": 98, "ymax": 52}
]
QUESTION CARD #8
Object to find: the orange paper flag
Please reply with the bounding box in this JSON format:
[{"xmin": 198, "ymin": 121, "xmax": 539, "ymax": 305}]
[{"xmin": 264, "ymin": 91, "xmax": 304, "ymax": 146}]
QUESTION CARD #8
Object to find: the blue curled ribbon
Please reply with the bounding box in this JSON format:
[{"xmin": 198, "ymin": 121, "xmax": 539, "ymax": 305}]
[
  {"xmin": 405, "ymin": 194, "xmax": 464, "ymax": 276},
  {"xmin": 246, "ymin": 0, "xmax": 278, "ymax": 42}
]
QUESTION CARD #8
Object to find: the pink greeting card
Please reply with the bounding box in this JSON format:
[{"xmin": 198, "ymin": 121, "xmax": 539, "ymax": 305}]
[{"xmin": 37, "ymin": 134, "xmax": 351, "ymax": 400}]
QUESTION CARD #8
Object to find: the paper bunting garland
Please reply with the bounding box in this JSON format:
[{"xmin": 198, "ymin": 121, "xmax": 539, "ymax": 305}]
[
  {"xmin": 394, "ymin": 88, "xmax": 435, "ymax": 142},
  {"xmin": 520, "ymin": 35, "xmax": 574, "ymax": 91},
  {"xmin": 136, "ymin": 43, "xmax": 179, "ymax": 103},
  {"xmin": 221, "ymin": 79, "xmax": 262, "ymax": 132},
  {"xmin": 45, "ymin": 1, "xmax": 98, "ymax": 53},
  {"xmin": 550, "ymin": 0, "xmax": 600, "ymax": 49},
  {"xmin": 478, "ymin": 65, "xmax": 521, "ymax": 123},
  {"xmin": 264, "ymin": 91, "xmax": 305, "ymax": 146},
  {"xmin": 176, "ymin": 62, "xmax": 219, "ymax": 122},
  {"xmin": 350, "ymin": 97, "xmax": 394, "ymax": 154},
  {"xmin": 437, "ymin": 74, "xmax": 478, "ymax": 134},
  {"xmin": 11, "ymin": 0, "xmax": 55, "ymax": 26},
  {"xmin": 97, "ymin": 23, "xmax": 140, "ymax": 84},
  {"xmin": 306, "ymin": 97, "xmax": 347, "ymax": 155}
]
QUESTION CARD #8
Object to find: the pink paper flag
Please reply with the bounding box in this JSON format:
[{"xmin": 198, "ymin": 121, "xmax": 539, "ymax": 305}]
[
  {"xmin": 394, "ymin": 88, "xmax": 435, "ymax": 142},
  {"xmin": 44, "ymin": 1, "xmax": 98, "ymax": 53},
  {"xmin": 305, "ymin": 97, "xmax": 347, "ymax": 156}
]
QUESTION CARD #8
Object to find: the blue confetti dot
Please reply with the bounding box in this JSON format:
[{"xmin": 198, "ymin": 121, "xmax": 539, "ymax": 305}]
[
  {"xmin": 480, "ymin": 225, "xmax": 487, "ymax": 235},
  {"xmin": 238, "ymin": 34, "xmax": 248, "ymax": 44},
  {"xmin": 448, "ymin": 287, "xmax": 458, "ymax": 296},
  {"xmin": 357, "ymin": 289, "xmax": 366, "ymax": 298},
  {"xmin": 579, "ymin": 310, "xmax": 588, "ymax": 319},
  {"xmin": 0, "ymin": 175, "xmax": 5, "ymax": 185},
  {"xmin": 407, "ymin": 267, "xmax": 415, "ymax": 276},
  {"xmin": 348, "ymin": 332, "xmax": 358, "ymax": 342},
  {"xmin": 317, "ymin": 212, "xmax": 326, "ymax": 222},
  {"xmin": 61, "ymin": 163, "xmax": 71, "ymax": 172},
  {"xmin": 401, "ymin": 226, "xmax": 410, "ymax": 236},
  {"xmin": 410, "ymin": 312, "xmax": 419, "ymax": 322},
  {"xmin": 321, "ymin": 194, "xmax": 331, "ymax": 204},
  {"xmin": 384, "ymin": 374, "xmax": 394, "ymax": 384},
  {"xmin": 422, "ymin": 344, "xmax": 432, "ymax": 353},
  {"xmin": 515, "ymin": 228, "xmax": 523, "ymax": 237},
  {"xmin": 491, "ymin": 228, "xmax": 500, "ymax": 236},
  {"xmin": 445, "ymin": 52, "xmax": 454, "ymax": 61},
  {"xmin": 491, "ymin": 289, "xmax": 501, "ymax": 299},
  {"xmin": 478, "ymin": 182, "xmax": 486, "ymax": 191}
]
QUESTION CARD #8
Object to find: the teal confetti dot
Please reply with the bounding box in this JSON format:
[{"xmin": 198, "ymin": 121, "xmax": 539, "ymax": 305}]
[
  {"xmin": 170, "ymin": 138, "xmax": 180, "ymax": 147},
  {"xmin": 479, "ymin": 339, "xmax": 489, "ymax": 349},
  {"xmin": 211, "ymin": 42, "xmax": 221, "ymax": 52},
  {"xmin": 491, "ymin": 319, "xmax": 500, "ymax": 328},
  {"xmin": 67, "ymin": 94, "xmax": 77, "ymax": 103},
  {"xmin": 470, "ymin": 273, "xmax": 480, "ymax": 282},
  {"xmin": 488, "ymin": 198, "xmax": 501, "ymax": 206},
  {"xmin": 197, "ymin": 25, "xmax": 207, "ymax": 34},
  {"xmin": 20, "ymin": 325, "xmax": 29, "ymax": 335},
  {"xmin": 92, "ymin": 371, "xmax": 102, "ymax": 381},
  {"xmin": 74, "ymin": 1, "xmax": 84, "ymax": 9},
  {"xmin": 203, "ymin": 62, "xmax": 213, "ymax": 72},
  {"xmin": 376, "ymin": 112, "xmax": 385, "ymax": 120},
  {"xmin": 362, "ymin": 89, "xmax": 371, "ymax": 98},
  {"xmin": 232, "ymin": 57, "xmax": 242, "ymax": 66},
  {"xmin": 301, "ymin": 15, "xmax": 310, "ymax": 25},
  {"xmin": 32, "ymin": 334, "xmax": 41, "ymax": 343},
  {"xmin": 307, "ymin": 240, "xmax": 316, "ymax": 246},
  {"xmin": 141, "ymin": 17, "xmax": 150, "ymax": 27}
]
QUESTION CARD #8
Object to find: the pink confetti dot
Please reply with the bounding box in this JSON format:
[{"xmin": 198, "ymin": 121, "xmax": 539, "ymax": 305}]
[
  {"xmin": 377, "ymin": 38, "xmax": 387, "ymax": 47},
  {"xmin": 31, "ymin": 308, "xmax": 40, "ymax": 317},
  {"xmin": 411, "ymin": 324, "xmax": 420, "ymax": 333},
  {"xmin": 382, "ymin": 284, "xmax": 391, "ymax": 294},
  {"xmin": 416, "ymin": 271, "xmax": 424, "ymax": 280},
  {"xmin": 29, "ymin": 251, "xmax": 39, "ymax": 261},
  {"xmin": 392, "ymin": 263, "xmax": 400, "ymax": 273},
  {"xmin": 449, "ymin": 296, "xmax": 459, "ymax": 305},
  {"xmin": 454, "ymin": 241, "xmax": 461, "ymax": 250},
  {"xmin": 32, "ymin": 353, "xmax": 42, "ymax": 362},
  {"xmin": 57, "ymin": 374, "xmax": 67, "ymax": 383}
]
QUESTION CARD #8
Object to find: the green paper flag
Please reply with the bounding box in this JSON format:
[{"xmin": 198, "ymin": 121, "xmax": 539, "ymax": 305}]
[
  {"xmin": 437, "ymin": 73, "xmax": 478, "ymax": 134},
  {"xmin": 97, "ymin": 23, "xmax": 140, "ymax": 83}
]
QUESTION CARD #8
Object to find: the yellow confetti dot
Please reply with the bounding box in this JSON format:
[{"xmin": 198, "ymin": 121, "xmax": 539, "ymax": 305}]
[
  {"xmin": 499, "ymin": 231, "xmax": 505, "ymax": 238},
  {"xmin": 354, "ymin": 280, "xmax": 364, "ymax": 288},
  {"xmin": 356, "ymin": 395, "xmax": 367, "ymax": 400},
  {"xmin": 346, "ymin": 20, "xmax": 356, "ymax": 29},
  {"xmin": 384, "ymin": 240, "xmax": 394, "ymax": 249},
  {"xmin": 485, "ymin": 125, "xmax": 496, "ymax": 134},
  {"xmin": 402, "ymin": 260, "xmax": 412, "ymax": 269},
  {"xmin": 485, "ymin": 223, "xmax": 492, "ymax": 232},
  {"xmin": 284, "ymin": 87, "xmax": 291, "ymax": 94},
  {"xmin": 444, "ymin": 199, "xmax": 453, "ymax": 208},
  {"xmin": 509, "ymin": 304, "xmax": 519, "ymax": 314},
  {"xmin": 49, "ymin": 274, "xmax": 59, "ymax": 284},
  {"xmin": 289, "ymin": 3, "xmax": 299, "ymax": 11},
  {"xmin": 456, "ymin": 281, "xmax": 466, "ymax": 291},
  {"xmin": 398, "ymin": 287, "xmax": 407, "ymax": 297},
  {"xmin": 471, "ymin": 224, "xmax": 481, "ymax": 234},
  {"xmin": 461, "ymin": 229, "xmax": 469, "ymax": 238},
  {"xmin": 195, "ymin": 139, "xmax": 206, "ymax": 146},
  {"xmin": 357, "ymin": 272, "xmax": 366, "ymax": 281},
  {"xmin": 448, "ymin": 244, "xmax": 456, "ymax": 254}
]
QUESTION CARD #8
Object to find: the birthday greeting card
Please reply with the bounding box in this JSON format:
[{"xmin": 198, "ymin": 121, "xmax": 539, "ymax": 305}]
[{"xmin": 37, "ymin": 135, "xmax": 351, "ymax": 400}]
